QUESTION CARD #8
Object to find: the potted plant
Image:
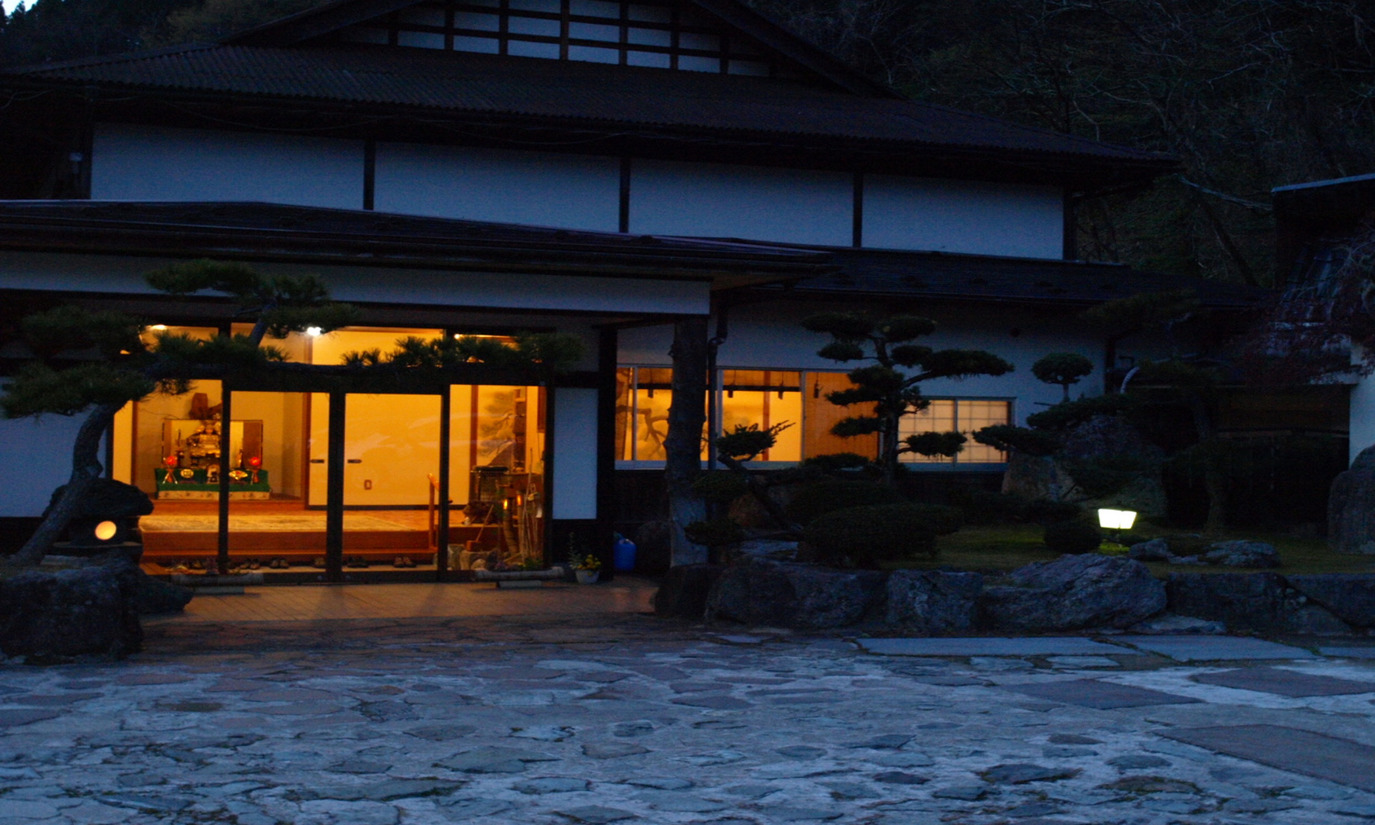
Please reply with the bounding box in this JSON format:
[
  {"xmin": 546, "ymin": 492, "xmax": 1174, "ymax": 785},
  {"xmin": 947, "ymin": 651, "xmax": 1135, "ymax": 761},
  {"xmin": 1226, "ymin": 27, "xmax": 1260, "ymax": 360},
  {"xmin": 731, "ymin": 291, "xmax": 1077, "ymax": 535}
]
[{"xmin": 574, "ymin": 554, "xmax": 601, "ymax": 584}]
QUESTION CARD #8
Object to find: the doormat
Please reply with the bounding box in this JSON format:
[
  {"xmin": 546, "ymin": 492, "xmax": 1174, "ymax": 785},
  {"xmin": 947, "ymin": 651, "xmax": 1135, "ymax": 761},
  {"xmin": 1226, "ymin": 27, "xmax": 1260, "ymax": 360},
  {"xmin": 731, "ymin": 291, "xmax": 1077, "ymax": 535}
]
[{"xmin": 140, "ymin": 514, "xmax": 416, "ymax": 533}]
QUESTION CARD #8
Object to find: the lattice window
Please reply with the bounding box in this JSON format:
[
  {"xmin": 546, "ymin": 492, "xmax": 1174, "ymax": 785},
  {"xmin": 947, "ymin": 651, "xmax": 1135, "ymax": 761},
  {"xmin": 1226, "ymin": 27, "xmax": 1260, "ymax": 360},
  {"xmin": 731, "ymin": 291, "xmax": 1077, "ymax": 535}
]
[
  {"xmin": 899, "ymin": 399, "xmax": 1011, "ymax": 464},
  {"xmin": 335, "ymin": 0, "xmax": 786, "ymax": 76}
]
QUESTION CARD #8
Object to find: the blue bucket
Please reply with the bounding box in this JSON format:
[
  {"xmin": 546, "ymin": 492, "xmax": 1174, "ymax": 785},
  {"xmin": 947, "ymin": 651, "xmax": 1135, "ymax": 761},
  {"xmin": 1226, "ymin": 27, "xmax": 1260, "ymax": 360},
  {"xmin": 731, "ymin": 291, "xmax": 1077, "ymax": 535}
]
[{"xmin": 613, "ymin": 537, "xmax": 637, "ymax": 572}]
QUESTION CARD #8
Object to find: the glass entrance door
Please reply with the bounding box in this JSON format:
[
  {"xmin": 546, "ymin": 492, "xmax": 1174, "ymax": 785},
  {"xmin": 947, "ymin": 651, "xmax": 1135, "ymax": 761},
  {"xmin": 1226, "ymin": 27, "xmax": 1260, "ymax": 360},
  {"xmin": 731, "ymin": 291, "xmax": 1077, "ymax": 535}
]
[{"xmin": 304, "ymin": 392, "xmax": 443, "ymax": 579}]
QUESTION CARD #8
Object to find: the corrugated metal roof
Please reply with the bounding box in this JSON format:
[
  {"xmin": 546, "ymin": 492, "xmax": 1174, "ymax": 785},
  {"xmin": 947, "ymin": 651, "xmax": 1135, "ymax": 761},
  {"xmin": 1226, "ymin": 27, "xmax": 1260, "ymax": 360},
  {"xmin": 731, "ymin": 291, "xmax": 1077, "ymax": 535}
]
[{"xmin": 8, "ymin": 44, "xmax": 1171, "ymax": 165}]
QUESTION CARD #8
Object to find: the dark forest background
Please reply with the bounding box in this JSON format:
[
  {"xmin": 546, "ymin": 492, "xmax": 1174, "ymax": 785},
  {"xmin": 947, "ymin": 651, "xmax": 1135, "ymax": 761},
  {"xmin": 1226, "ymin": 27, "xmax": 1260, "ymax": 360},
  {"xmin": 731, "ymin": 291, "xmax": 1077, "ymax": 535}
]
[{"xmin": 3, "ymin": 0, "xmax": 1373, "ymax": 286}]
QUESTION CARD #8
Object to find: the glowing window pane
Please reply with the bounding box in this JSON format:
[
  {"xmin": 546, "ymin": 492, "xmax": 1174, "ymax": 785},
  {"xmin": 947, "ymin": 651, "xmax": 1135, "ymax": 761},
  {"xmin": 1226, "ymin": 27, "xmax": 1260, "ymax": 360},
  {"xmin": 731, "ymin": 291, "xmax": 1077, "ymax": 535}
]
[{"xmin": 899, "ymin": 399, "xmax": 1009, "ymax": 464}]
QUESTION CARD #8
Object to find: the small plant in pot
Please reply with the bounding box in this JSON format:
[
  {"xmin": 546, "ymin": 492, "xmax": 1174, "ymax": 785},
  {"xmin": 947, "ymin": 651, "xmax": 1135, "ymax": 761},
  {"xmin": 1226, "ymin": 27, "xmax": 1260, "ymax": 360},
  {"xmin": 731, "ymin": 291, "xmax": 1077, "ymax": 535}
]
[{"xmin": 574, "ymin": 554, "xmax": 602, "ymax": 584}]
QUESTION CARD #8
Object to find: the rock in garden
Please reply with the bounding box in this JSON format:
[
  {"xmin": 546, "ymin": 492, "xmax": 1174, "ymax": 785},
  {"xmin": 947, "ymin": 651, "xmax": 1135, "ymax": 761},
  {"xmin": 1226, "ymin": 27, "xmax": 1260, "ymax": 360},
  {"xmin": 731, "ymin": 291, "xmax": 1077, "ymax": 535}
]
[
  {"xmin": 980, "ymin": 554, "xmax": 1165, "ymax": 631},
  {"xmin": 1287, "ymin": 574, "xmax": 1375, "ymax": 628},
  {"xmin": 1128, "ymin": 613, "xmax": 1225, "ymax": 635},
  {"xmin": 1203, "ymin": 540, "xmax": 1280, "ymax": 568},
  {"xmin": 0, "ymin": 565, "xmax": 142, "ymax": 661},
  {"xmin": 653, "ymin": 564, "xmax": 723, "ymax": 619},
  {"xmin": 1128, "ymin": 538, "xmax": 1175, "ymax": 562},
  {"xmin": 1164, "ymin": 572, "xmax": 1347, "ymax": 634},
  {"xmin": 1329, "ymin": 445, "xmax": 1375, "ymax": 554},
  {"xmin": 885, "ymin": 570, "xmax": 982, "ymax": 634},
  {"xmin": 1167, "ymin": 572, "xmax": 1285, "ymax": 632},
  {"xmin": 723, "ymin": 539, "xmax": 799, "ymax": 563},
  {"xmin": 705, "ymin": 560, "xmax": 884, "ymax": 629}
]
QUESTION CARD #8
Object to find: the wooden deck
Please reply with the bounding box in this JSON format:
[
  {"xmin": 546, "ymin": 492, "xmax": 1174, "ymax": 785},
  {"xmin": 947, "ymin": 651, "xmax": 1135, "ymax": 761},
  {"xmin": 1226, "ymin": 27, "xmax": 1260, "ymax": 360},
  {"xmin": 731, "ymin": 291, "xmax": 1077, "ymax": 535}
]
[{"xmin": 146, "ymin": 577, "xmax": 659, "ymax": 623}]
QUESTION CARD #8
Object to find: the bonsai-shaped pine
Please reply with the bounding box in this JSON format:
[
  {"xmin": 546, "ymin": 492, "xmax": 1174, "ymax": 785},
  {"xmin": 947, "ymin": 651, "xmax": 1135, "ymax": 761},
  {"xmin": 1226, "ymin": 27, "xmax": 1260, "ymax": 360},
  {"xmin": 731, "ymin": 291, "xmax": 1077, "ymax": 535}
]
[
  {"xmin": 803, "ymin": 313, "xmax": 1014, "ymax": 483},
  {"xmin": 1, "ymin": 260, "xmax": 360, "ymax": 569},
  {"xmin": 1032, "ymin": 352, "xmax": 1094, "ymax": 402},
  {"xmin": 975, "ymin": 350, "xmax": 1120, "ymax": 461}
]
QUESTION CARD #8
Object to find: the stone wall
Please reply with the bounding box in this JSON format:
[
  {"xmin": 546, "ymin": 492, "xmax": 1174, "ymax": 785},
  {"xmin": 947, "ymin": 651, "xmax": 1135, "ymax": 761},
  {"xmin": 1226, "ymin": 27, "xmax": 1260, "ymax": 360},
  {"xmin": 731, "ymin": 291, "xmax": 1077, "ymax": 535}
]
[{"xmin": 659, "ymin": 556, "xmax": 1375, "ymax": 637}]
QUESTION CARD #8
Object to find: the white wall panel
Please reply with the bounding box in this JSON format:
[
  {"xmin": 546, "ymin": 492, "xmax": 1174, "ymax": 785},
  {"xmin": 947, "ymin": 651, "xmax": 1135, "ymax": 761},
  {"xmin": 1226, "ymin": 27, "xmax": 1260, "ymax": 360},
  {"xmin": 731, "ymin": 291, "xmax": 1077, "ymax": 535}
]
[
  {"xmin": 865, "ymin": 176, "xmax": 1064, "ymax": 258},
  {"xmin": 1350, "ymin": 347, "xmax": 1375, "ymax": 464},
  {"xmin": 0, "ymin": 412, "xmax": 92, "ymax": 516},
  {"xmin": 92, "ymin": 124, "xmax": 364, "ymax": 208},
  {"xmin": 551, "ymin": 387, "xmax": 599, "ymax": 519},
  {"xmin": 631, "ymin": 160, "xmax": 852, "ymax": 245},
  {"xmin": 375, "ymin": 144, "xmax": 620, "ymax": 231}
]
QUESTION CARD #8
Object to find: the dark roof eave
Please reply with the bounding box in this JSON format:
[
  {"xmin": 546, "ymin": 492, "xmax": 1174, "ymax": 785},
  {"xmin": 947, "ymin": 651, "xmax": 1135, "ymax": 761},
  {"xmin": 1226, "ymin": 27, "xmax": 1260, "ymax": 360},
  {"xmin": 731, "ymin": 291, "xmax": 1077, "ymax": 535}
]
[
  {"xmin": 0, "ymin": 208, "xmax": 835, "ymax": 284},
  {"xmin": 23, "ymin": 80, "xmax": 1175, "ymax": 188}
]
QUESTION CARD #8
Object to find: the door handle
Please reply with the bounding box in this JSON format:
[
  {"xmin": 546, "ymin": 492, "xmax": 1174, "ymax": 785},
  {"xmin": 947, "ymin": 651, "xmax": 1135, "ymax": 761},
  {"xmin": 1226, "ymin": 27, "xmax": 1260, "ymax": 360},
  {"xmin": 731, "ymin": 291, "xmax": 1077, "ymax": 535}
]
[
  {"xmin": 347, "ymin": 459, "xmax": 363, "ymax": 464},
  {"xmin": 310, "ymin": 459, "xmax": 325, "ymax": 464}
]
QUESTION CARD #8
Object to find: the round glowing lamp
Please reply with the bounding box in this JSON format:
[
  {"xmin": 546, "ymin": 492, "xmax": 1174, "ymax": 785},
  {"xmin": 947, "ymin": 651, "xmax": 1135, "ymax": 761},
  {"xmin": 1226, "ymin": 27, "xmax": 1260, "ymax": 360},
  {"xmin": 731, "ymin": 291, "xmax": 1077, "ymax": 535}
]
[{"xmin": 93, "ymin": 520, "xmax": 119, "ymax": 542}]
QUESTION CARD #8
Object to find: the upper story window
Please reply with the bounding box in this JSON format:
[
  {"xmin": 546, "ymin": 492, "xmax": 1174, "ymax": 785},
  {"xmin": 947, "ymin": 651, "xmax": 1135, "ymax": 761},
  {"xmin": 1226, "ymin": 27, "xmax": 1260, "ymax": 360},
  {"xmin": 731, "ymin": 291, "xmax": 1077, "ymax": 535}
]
[{"xmin": 336, "ymin": 0, "xmax": 789, "ymax": 77}]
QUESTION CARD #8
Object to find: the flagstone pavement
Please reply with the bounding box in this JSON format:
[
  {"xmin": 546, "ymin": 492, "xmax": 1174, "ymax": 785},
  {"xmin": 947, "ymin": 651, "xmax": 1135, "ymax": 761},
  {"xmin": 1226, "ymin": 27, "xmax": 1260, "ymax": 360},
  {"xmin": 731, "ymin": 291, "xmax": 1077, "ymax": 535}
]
[{"xmin": 3, "ymin": 580, "xmax": 1375, "ymax": 824}]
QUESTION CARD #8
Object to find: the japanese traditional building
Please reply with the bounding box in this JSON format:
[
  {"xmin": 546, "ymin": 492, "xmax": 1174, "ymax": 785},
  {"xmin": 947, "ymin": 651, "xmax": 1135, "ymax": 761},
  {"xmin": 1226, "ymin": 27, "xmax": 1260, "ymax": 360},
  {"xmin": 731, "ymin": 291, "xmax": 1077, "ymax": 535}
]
[{"xmin": 0, "ymin": 0, "xmax": 1250, "ymax": 580}]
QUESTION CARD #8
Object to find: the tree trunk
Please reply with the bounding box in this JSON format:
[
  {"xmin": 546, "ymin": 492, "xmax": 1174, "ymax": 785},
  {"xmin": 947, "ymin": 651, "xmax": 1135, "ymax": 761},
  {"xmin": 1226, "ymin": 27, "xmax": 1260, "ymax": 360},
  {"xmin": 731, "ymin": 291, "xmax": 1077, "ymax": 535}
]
[
  {"xmin": 879, "ymin": 410, "xmax": 901, "ymax": 486},
  {"xmin": 665, "ymin": 317, "xmax": 709, "ymax": 566},
  {"xmin": 6, "ymin": 401, "xmax": 121, "ymax": 567},
  {"xmin": 1185, "ymin": 392, "xmax": 1226, "ymax": 535}
]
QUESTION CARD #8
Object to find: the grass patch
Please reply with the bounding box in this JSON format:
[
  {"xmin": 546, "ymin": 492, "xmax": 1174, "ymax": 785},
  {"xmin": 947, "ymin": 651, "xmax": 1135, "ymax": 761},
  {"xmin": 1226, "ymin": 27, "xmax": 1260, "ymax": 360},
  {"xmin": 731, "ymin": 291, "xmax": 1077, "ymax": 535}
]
[{"xmin": 888, "ymin": 524, "xmax": 1375, "ymax": 576}]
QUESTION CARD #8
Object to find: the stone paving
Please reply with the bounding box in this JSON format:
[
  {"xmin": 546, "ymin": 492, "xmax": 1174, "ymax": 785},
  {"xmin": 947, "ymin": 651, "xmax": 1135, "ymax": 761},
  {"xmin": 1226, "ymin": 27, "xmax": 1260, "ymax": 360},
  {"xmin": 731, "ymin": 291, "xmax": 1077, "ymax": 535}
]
[{"xmin": 3, "ymin": 613, "xmax": 1375, "ymax": 824}]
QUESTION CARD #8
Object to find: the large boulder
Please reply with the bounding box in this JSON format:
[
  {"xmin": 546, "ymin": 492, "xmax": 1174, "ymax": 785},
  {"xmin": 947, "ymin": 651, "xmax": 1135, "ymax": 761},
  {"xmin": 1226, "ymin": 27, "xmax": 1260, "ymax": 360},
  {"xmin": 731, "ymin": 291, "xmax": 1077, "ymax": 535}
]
[
  {"xmin": 1203, "ymin": 540, "xmax": 1281, "ymax": 568},
  {"xmin": 653, "ymin": 564, "xmax": 724, "ymax": 620},
  {"xmin": 1329, "ymin": 446, "xmax": 1375, "ymax": 554},
  {"xmin": 980, "ymin": 554, "xmax": 1165, "ymax": 631},
  {"xmin": 885, "ymin": 570, "xmax": 982, "ymax": 635},
  {"xmin": 1167, "ymin": 573, "xmax": 1350, "ymax": 635},
  {"xmin": 1167, "ymin": 572, "xmax": 1285, "ymax": 632},
  {"xmin": 705, "ymin": 560, "xmax": 885, "ymax": 629},
  {"xmin": 0, "ymin": 565, "xmax": 143, "ymax": 661},
  {"xmin": 1286, "ymin": 574, "xmax": 1375, "ymax": 629}
]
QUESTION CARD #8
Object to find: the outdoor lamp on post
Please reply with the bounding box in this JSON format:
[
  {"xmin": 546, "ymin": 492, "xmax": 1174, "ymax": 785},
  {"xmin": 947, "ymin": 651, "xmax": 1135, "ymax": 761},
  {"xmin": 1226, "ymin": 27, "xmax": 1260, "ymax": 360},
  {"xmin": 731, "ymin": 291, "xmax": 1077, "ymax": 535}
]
[{"xmin": 1097, "ymin": 508, "xmax": 1137, "ymax": 540}]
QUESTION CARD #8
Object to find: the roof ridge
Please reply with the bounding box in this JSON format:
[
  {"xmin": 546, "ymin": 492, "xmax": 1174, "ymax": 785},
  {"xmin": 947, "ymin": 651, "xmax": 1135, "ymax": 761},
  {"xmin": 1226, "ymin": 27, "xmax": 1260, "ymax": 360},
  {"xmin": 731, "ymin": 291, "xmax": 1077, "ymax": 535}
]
[
  {"xmin": 7, "ymin": 43, "xmax": 219, "ymax": 75},
  {"xmin": 904, "ymin": 98, "xmax": 1173, "ymax": 161}
]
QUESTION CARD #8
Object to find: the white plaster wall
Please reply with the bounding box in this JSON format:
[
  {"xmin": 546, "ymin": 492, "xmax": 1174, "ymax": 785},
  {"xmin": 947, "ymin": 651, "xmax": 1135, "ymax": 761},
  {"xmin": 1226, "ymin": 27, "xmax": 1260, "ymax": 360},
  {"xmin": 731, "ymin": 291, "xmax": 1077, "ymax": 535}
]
[
  {"xmin": 374, "ymin": 144, "xmax": 621, "ymax": 232},
  {"xmin": 1349, "ymin": 347, "xmax": 1375, "ymax": 464},
  {"xmin": 92, "ymin": 124, "xmax": 364, "ymax": 208},
  {"xmin": 0, "ymin": 410, "xmax": 92, "ymax": 516},
  {"xmin": 551, "ymin": 387, "xmax": 599, "ymax": 519},
  {"xmin": 864, "ymin": 176, "xmax": 1064, "ymax": 258},
  {"xmin": 631, "ymin": 160, "xmax": 852, "ymax": 245}
]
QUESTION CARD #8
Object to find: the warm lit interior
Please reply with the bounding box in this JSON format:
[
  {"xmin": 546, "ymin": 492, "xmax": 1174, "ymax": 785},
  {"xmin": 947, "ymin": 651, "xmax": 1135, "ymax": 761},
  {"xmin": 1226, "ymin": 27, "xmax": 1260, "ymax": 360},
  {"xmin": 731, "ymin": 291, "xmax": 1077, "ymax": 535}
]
[{"xmin": 114, "ymin": 325, "xmax": 547, "ymax": 577}]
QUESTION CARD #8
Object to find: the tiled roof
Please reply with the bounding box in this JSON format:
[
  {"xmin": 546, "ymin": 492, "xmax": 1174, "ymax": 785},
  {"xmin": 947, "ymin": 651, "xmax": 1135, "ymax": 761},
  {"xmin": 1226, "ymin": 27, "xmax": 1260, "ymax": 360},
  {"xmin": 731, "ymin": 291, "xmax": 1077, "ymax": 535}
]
[
  {"xmin": 0, "ymin": 200, "xmax": 831, "ymax": 286},
  {"xmin": 752, "ymin": 247, "xmax": 1265, "ymax": 309},
  {"xmin": 7, "ymin": 44, "xmax": 1172, "ymax": 169},
  {"xmin": 0, "ymin": 200, "xmax": 1260, "ymax": 309}
]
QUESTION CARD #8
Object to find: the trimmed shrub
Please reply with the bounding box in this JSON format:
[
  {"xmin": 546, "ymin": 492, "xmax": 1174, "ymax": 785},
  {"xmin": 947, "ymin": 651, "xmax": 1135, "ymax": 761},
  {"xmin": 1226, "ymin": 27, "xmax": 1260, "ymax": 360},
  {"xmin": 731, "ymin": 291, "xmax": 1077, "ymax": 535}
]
[
  {"xmin": 953, "ymin": 489, "xmax": 1028, "ymax": 525},
  {"xmin": 907, "ymin": 503, "xmax": 964, "ymax": 535},
  {"xmin": 785, "ymin": 479, "xmax": 905, "ymax": 526},
  {"xmin": 1024, "ymin": 499, "xmax": 1083, "ymax": 526},
  {"xmin": 684, "ymin": 518, "xmax": 745, "ymax": 550},
  {"xmin": 1043, "ymin": 519, "xmax": 1102, "ymax": 554},
  {"xmin": 803, "ymin": 503, "xmax": 939, "ymax": 568},
  {"xmin": 691, "ymin": 471, "xmax": 749, "ymax": 504}
]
